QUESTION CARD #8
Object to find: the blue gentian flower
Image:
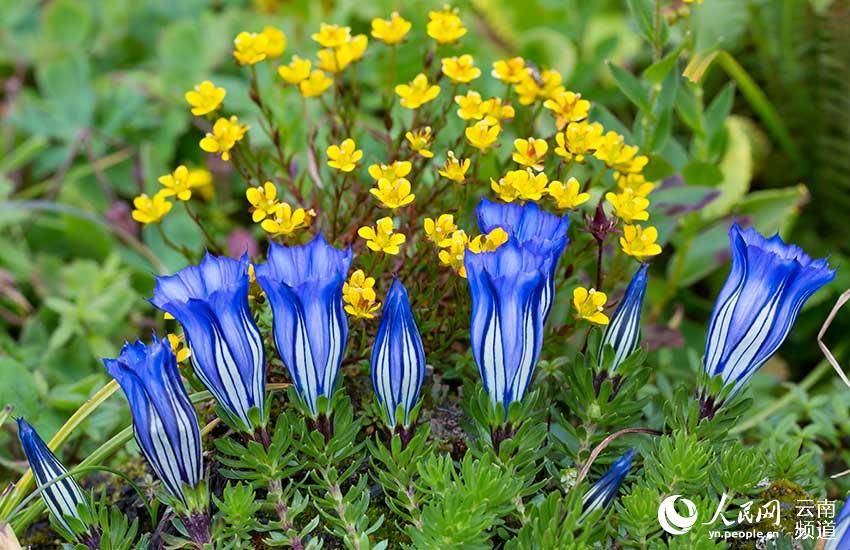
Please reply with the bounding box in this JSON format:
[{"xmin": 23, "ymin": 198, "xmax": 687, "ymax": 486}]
[
  {"xmin": 255, "ymin": 234, "xmax": 353, "ymax": 416},
  {"xmin": 150, "ymin": 253, "xmax": 265, "ymax": 430},
  {"xmin": 17, "ymin": 418, "xmax": 87, "ymax": 533},
  {"xmin": 826, "ymin": 496, "xmax": 849, "ymax": 550},
  {"xmin": 104, "ymin": 336, "xmax": 203, "ymax": 507},
  {"xmin": 599, "ymin": 264, "xmax": 649, "ymax": 370},
  {"xmin": 476, "ymin": 198, "xmax": 569, "ymax": 320},
  {"xmin": 580, "ymin": 449, "xmax": 635, "ymax": 520},
  {"xmin": 465, "ymin": 240, "xmax": 549, "ymax": 409},
  {"xmin": 371, "ymin": 278, "xmax": 425, "ymax": 427},
  {"xmin": 703, "ymin": 224, "xmax": 835, "ymax": 397}
]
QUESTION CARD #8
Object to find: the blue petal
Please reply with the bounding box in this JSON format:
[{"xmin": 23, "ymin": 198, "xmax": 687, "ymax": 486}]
[
  {"xmin": 581, "ymin": 449, "xmax": 635, "ymax": 518},
  {"xmin": 600, "ymin": 264, "xmax": 648, "ymax": 370}
]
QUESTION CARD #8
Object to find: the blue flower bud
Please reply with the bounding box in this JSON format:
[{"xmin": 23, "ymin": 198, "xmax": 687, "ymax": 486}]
[
  {"xmin": 17, "ymin": 418, "xmax": 86, "ymax": 533},
  {"xmin": 599, "ymin": 264, "xmax": 648, "ymax": 370},
  {"xmin": 581, "ymin": 449, "xmax": 635, "ymax": 520},
  {"xmin": 371, "ymin": 278, "xmax": 425, "ymax": 427}
]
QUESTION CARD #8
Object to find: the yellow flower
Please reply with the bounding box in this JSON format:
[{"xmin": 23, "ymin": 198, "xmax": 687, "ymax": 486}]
[
  {"xmin": 260, "ymin": 202, "xmax": 310, "ymax": 236},
  {"xmin": 358, "ymin": 217, "xmax": 406, "ymax": 255},
  {"xmin": 246, "ymin": 181, "xmax": 279, "ymax": 222},
  {"xmin": 491, "ymin": 57, "xmax": 528, "ymax": 84},
  {"xmin": 199, "ymin": 116, "xmax": 248, "ymax": 161},
  {"xmin": 395, "ymin": 73, "xmax": 440, "ymax": 109},
  {"xmin": 540, "ymin": 70, "xmax": 564, "ymax": 97},
  {"xmin": 620, "ymin": 225, "xmax": 662, "ymax": 259},
  {"xmin": 158, "ymin": 165, "xmax": 193, "ymax": 201},
  {"xmin": 167, "ymin": 333, "xmax": 191, "ymax": 363},
  {"xmin": 405, "ymin": 127, "xmax": 434, "ymax": 158},
  {"xmin": 465, "ymin": 120, "xmax": 501, "ymax": 151},
  {"xmin": 184, "ymin": 80, "xmax": 226, "ymax": 116},
  {"xmin": 343, "ymin": 270, "xmax": 382, "ymax": 319},
  {"xmin": 437, "ymin": 229, "xmax": 469, "ymax": 277},
  {"xmin": 513, "ymin": 70, "xmax": 562, "ymax": 105},
  {"xmin": 491, "ymin": 168, "xmax": 548, "ymax": 202},
  {"xmin": 424, "ymin": 214, "xmax": 458, "ymax": 243},
  {"xmin": 188, "ymin": 168, "xmax": 214, "ymax": 200},
  {"xmin": 343, "ymin": 34, "xmax": 368, "ymax": 62},
  {"xmin": 547, "ymin": 178, "xmax": 589, "ymax": 210},
  {"xmin": 312, "ymin": 23, "xmax": 351, "ymax": 48},
  {"xmin": 368, "ymin": 161, "xmax": 412, "ymax": 182},
  {"xmin": 233, "ymin": 31, "xmax": 269, "ymax": 65},
  {"xmin": 132, "ymin": 191, "xmax": 172, "ymax": 224},
  {"xmin": 427, "ymin": 5, "xmax": 467, "ymax": 44},
  {"xmin": 467, "ymin": 227, "xmax": 509, "ymax": 253},
  {"xmin": 605, "ymin": 189, "xmax": 651, "ymax": 222},
  {"xmin": 594, "ymin": 131, "xmax": 649, "ymax": 174},
  {"xmin": 326, "ymin": 138, "xmax": 363, "ymax": 172},
  {"xmin": 512, "ymin": 137, "xmax": 548, "ymax": 171},
  {"xmin": 573, "ymin": 287, "xmax": 609, "ymax": 325},
  {"xmin": 260, "ymin": 26, "xmax": 286, "ymax": 58},
  {"xmin": 299, "ymin": 70, "xmax": 333, "ymax": 98},
  {"xmin": 371, "ymin": 12, "xmax": 412, "ymax": 45},
  {"xmin": 455, "ymin": 90, "xmax": 484, "ymax": 120},
  {"xmin": 554, "ymin": 121, "xmax": 604, "ymax": 163},
  {"xmin": 441, "ymin": 54, "xmax": 481, "ymax": 83},
  {"xmin": 544, "ymin": 89, "xmax": 591, "ymax": 129},
  {"xmin": 615, "ymin": 172, "xmax": 655, "ymax": 197},
  {"xmin": 370, "ymin": 177, "xmax": 415, "ymax": 209},
  {"xmin": 683, "ymin": 0, "xmax": 703, "ymax": 3},
  {"xmin": 479, "ymin": 98, "xmax": 515, "ymax": 124},
  {"xmin": 317, "ymin": 47, "xmax": 352, "ymax": 73},
  {"xmin": 278, "ymin": 55, "xmax": 311, "ymax": 84},
  {"xmin": 438, "ymin": 151, "xmax": 470, "ymax": 183}
]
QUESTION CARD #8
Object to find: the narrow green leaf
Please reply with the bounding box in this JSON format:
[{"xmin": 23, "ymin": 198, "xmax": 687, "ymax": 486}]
[{"xmin": 608, "ymin": 61, "xmax": 649, "ymax": 111}]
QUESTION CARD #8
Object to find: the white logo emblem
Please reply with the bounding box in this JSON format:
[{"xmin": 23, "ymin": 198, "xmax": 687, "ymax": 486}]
[{"xmin": 658, "ymin": 495, "xmax": 698, "ymax": 535}]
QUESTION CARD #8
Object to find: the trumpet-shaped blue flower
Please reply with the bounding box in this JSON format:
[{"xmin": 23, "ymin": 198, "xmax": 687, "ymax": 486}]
[
  {"xmin": 599, "ymin": 264, "xmax": 649, "ymax": 370},
  {"xmin": 255, "ymin": 234, "xmax": 353, "ymax": 416},
  {"xmin": 580, "ymin": 449, "xmax": 635, "ymax": 520},
  {"xmin": 371, "ymin": 278, "xmax": 425, "ymax": 427},
  {"xmin": 17, "ymin": 418, "xmax": 87, "ymax": 533},
  {"xmin": 703, "ymin": 224, "xmax": 835, "ymax": 397},
  {"xmin": 465, "ymin": 241, "xmax": 549, "ymax": 409},
  {"xmin": 476, "ymin": 198, "xmax": 569, "ymax": 320},
  {"xmin": 826, "ymin": 496, "xmax": 849, "ymax": 550},
  {"xmin": 151, "ymin": 253, "xmax": 264, "ymax": 430},
  {"xmin": 104, "ymin": 336, "xmax": 203, "ymax": 507}
]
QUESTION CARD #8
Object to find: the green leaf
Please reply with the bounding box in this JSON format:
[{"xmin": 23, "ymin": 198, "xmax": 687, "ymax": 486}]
[
  {"xmin": 626, "ymin": 0, "xmax": 654, "ymax": 44},
  {"xmin": 682, "ymin": 161, "xmax": 723, "ymax": 187},
  {"xmin": 704, "ymin": 83, "xmax": 736, "ymax": 140},
  {"xmin": 643, "ymin": 50, "xmax": 679, "ymax": 85},
  {"xmin": 41, "ymin": 0, "xmax": 92, "ymax": 52},
  {"xmin": 608, "ymin": 62, "xmax": 649, "ymax": 111},
  {"xmin": 737, "ymin": 184, "xmax": 809, "ymax": 237},
  {"xmin": 700, "ymin": 116, "xmax": 752, "ymax": 218}
]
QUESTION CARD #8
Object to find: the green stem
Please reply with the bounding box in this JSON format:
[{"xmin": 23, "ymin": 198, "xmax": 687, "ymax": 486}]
[{"xmin": 183, "ymin": 202, "xmax": 221, "ymax": 254}]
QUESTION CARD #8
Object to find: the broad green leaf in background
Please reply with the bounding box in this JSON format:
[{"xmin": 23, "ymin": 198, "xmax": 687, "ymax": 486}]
[{"xmin": 700, "ymin": 116, "xmax": 752, "ymax": 218}]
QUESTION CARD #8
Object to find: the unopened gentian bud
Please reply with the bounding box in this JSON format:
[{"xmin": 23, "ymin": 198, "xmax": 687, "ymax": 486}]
[
  {"xmin": 371, "ymin": 278, "xmax": 425, "ymax": 429},
  {"xmin": 599, "ymin": 264, "xmax": 649, "ymax": 371},
  {"xmin": 580, "ymin": 449, "xmax": 635, "ymax": 521}
]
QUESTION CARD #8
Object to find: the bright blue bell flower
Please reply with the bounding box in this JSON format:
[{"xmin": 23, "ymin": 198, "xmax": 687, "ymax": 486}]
[
  {"xmin": 703, "ymin": 224, "xmax": 835, "ymax": 397},
  {"xmin": 580, "ymin": 449, "xmax": 635, "ymax": 520},
  {"xmin": 104, "ymin": 336, "xmax": 203, "ymax": 506},
  {"xmin": 17, "ymin": 418, "xmax": 87, "ymax": 533},
  {"xmin": 371, "ymin": 278, "xmax": 426, "ymax": 427},
  {"xmin": 465, "ymin": 240, "xmax": 549, "ymax": 410},
  {"xmin": 476, "ymin": 198, "xmax": 569, "ymax": 320},
  {"xmin": 255, "ymin": 234, "xmax": 353, "ymax": 416},
  {"xmin": 599, "ymin": 264, "xmax": 649, "ymax": 370},
  {"xmin": 150, "ymin": 253, "xmax": 265, "ymax": 431}
]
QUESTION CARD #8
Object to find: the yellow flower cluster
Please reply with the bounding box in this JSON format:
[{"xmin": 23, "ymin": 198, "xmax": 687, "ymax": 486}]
[
  {"xmin": 455, "ymin": 91, "xmax": 516, "ymax": 124},
  {"xmin": 427, "ymin": 5, "xmax": 467, "ymax": 44},
  {"xmin": 233, "ymin": 26, "xmax": 286, "ymax": 66},
  {"xmin": 184, "ymin": 80, "xmax": 226, "ymax": 116},
  {"xmin": 371, "ymin": 12, "xmax": 412, "ymax": 45},
  {"xmin": 573, "ymin": 287, "xmax": 609, "ymax": 325},
  {"xmin": 422, "ymin": 214, "xmax": 508, "ymax": 278},
  {"xmin": 131, "ymin": 166, "xmax": 212, "ymax": 225},
  {"xmin": 245, "ymin": 181, "xmax": 312, "ymax": 238},
  {"xmin": 368, "ymin": 160, "xmax": 415, "ymax": 209},
  {"xmin": 167, "ymin": 333, "xmax": 191, "ymax": 363},
  {"xmin": 343, "ymin": 270, "xmax": 382, "ymax": 319},
  {"xmin": 405, "ymin": 127, "xmax": 434, "ymax": 158},
  {"xmin": 396, "ymin": 73, "xmax": 440, "ymax": 110},
  {"xmin": 199, "ymin": 116, "xmax": 248, "ymax": 161},
  {"xmin": 438, "ymin": 152, "xmax": 470, "ymax": 183}
]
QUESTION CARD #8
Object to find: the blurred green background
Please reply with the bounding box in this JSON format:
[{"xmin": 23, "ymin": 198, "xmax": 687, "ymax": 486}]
[{"xmin": 1, "ymin": 0, "xmax": 849, "ymax": 482}]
